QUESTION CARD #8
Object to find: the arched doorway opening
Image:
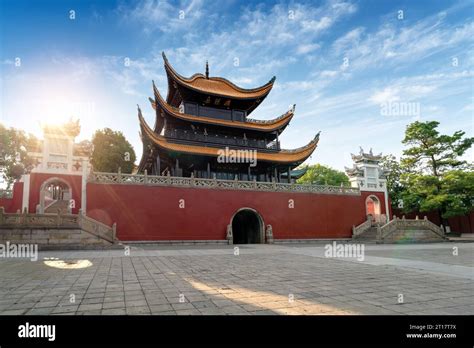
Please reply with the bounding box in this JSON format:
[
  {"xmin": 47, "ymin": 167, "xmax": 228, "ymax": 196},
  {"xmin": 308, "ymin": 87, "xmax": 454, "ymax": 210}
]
[
  {"xmin": 366, "ymin": 195, "xmax": 381, "ymax": 223},
  {"xmin": 39, "ymin": 178, "xmax": 72, "ymax": 214},
  {"xmin": 231, "ymin": 208, "xmax": 264, "ymax": 244}
]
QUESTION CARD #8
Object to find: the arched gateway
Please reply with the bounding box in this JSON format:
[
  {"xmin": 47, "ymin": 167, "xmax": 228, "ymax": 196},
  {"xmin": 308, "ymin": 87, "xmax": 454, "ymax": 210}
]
[
  {"xmin": 39, "ymin": 177, "xmax": 72, "ymax": 214},
  {"xmin": 230, "ymin": 208, "xmax": 265, "ymax": 244}
]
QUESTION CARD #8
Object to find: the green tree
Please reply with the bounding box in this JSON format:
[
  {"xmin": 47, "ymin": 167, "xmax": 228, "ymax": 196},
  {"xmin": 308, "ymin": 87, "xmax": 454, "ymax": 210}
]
[
  {"xmin": 297, "ymin": 164, "xmax": 350, "ymax": 186},
  {"xmin": 91, "ymin": 128, "xmax": 136, "ymax": 173},
  {"xmin": 441, "ymin": 170, "xmax": 474, "ymax": 218},
  {"xmin": 0, "ymin": 123, "xmax": 36, "ymax": 188},
  {"xmin": 400, "ymin": 121, "xmax": 474, "ymax": 222},
  {"xmin": 380, "ymin": 154, "xmax": 404, "ymax": 209}
]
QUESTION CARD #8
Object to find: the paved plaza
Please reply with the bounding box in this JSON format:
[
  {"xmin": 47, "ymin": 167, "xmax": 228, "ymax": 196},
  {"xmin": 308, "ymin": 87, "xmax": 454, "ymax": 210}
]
[{"xmin": 0, "ymin": 242, "xmax": 472, "ymax": 315}]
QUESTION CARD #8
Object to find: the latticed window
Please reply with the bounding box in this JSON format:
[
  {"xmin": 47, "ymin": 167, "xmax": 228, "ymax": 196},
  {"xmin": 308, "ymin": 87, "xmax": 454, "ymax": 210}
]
[{"xmin": 366, "ymin": 167, "xmax": 378, "ymax": 188}]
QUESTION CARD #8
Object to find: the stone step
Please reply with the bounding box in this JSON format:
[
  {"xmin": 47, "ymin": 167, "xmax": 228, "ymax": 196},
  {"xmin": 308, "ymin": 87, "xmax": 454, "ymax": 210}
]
[
  {"xmin": 354, "ymin": 227, "xmax": 379, "ymax": 240},
  {"xmin": 45, "ymin": 200, "xmax": 69, "ymax": 214}
]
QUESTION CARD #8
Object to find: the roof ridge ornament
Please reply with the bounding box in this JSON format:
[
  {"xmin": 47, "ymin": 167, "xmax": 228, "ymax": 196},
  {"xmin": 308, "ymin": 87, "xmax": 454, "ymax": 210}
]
[
  {"xmin": 205, "ymin": 60, "xmax": 209, "ymax": 79},
  {"xmin": 314, "ymin": 131, "xmax": 321, "ymax": 142}
]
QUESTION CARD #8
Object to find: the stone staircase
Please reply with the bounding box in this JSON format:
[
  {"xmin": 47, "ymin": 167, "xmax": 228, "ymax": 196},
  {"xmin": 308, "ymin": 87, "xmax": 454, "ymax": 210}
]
[
  {"xmin": 352, "ymin": 216, "xmax": 446, "ymax": 243},
  {"xmin": 0, "ymin": 208, "xmax": 118, "ymax": 249},
  {"xmin": 353, "ymin": 226, "xmax": 379, "ymax": 240},
  {"xmin": 44, "ymin": 200, "xmax": 70, "ymax": 214}
]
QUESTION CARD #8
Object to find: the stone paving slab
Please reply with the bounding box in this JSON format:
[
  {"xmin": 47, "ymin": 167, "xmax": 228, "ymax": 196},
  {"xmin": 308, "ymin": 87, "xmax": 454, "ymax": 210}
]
[{"xmin": 0, "ymin": 243, "xmax": 472, "ymax": 315}]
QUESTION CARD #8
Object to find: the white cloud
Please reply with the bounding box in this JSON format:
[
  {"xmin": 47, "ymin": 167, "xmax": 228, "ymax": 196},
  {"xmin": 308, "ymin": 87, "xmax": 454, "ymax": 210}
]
[
  {"xmin": 332, "ymin": 27, "xmax": 364, "ymax": 54},
  {"xmin": 320, "ymin": 70, "xmax": 338, "ymax": 77},
  {"xmin": 405, "ymin": 85, "xmax": 437, "ymax": 95},
  {"xmin": 369, "ymin": 88, "xmax": 400, "ymax": 104},
  {"xmin": 296, "ymin": 43, "xmax": 321, "ymax": 55},
  {"xmin": 301, "ymin": 17, "xmax": 333, "ymax": 32},
  {"xmin": 329, "ymin": 14, "xmax": 474, "ymax": 72},
  {"xmin": 119, "ymin": 0, "xmax": 205, "ymax": 33}
]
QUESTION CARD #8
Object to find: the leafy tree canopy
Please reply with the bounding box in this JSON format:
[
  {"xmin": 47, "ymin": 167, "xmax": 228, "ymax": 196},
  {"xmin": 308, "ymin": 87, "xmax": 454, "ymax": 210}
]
[
  {"xmin": 91, "ymin": 128, "xmax": 136, "ymax": 173},
  {"xmin": 0, "ymin": 123, "xmax": 37, "ymax": 188},
  {"xmin": 401, "ymin": 120, "xmax": 473, "ymax": 175},
  {"xmin": 380, "ymin": 154, "xmax": 404, "ymax": 207},
  {"xmin": 400, "ymin": 121, "xmax": 473, "ymax": 219},
  {"xmin": 297, "ymin": 164, "xmax": 350, "ymax": 186}
]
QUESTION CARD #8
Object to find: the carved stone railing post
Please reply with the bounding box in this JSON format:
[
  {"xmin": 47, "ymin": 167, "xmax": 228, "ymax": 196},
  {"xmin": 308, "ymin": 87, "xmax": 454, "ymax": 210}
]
[
  {"xmin": 265, "ymin": 224, "xmax": 274, "ymax": 244},
  {"xmin": 22, "ymin": 208, "xmax": 28, "ymax": 226},
  {"xmin": 226, "ymin": 224, "xmax": 233, "ymax": 245},
  {"xmin": 117, "ymin": 167, "xmax": 122, "ymax": 183},
  {"xmin": 144, "ymin": 170, "xmax": 148, "ymax": 185},
  {"xmin": 376, "ymin": 224, "xmax": 382, "ymax": 242},
  {"xmin": 213, "ymin": 173, "xmax": 217, "ymax": 187},
  {"xmin": 167, "ymin": 171, "xmax": 171, "ymax": 184},
  {"xmin": 112, "ymin": 223, "xmax": 117, "ymax": 242}
]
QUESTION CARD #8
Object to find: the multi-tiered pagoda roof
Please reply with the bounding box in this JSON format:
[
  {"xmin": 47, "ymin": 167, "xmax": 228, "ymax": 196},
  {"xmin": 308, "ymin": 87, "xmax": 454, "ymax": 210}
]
[{"xmin": 137, "ymin": 53, "xmax": 319, "ymax": 182}]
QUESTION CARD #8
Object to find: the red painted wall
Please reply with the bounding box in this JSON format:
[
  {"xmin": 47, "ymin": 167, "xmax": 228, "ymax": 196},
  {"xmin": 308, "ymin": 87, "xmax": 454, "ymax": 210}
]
[
  {"xmin": 86, "ymin": 183, "xmax": 388, "ymax": 241},
  {"xmin": 28, "ymin": 173, "xmax": 82, "ymax": 214},
  {"xmin": 0, "ymin": 182, "xmax": 23, "ymax": 213}
]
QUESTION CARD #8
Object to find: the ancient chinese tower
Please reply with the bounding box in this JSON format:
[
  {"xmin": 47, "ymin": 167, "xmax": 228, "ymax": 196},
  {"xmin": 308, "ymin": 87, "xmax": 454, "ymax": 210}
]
[{"xmin": 137, "ymin": 53, "xmax": 319, "ymax": 182}]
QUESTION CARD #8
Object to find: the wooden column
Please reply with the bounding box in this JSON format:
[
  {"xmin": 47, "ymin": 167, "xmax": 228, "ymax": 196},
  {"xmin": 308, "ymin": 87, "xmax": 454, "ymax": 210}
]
[
  {"xmin": 175, "ymin": 158, "xmax": 179, "ymax": 177},
  {"xmin": 207, "ymin": 162, "xmax": 211, "ymax": 178},
  {"xmin": 287, "ymin": 166, "xmax": 291, "ymax": 183},
  {"xmin": 156, "ymin": 154, "xmax": 161, "ymax": 176}
]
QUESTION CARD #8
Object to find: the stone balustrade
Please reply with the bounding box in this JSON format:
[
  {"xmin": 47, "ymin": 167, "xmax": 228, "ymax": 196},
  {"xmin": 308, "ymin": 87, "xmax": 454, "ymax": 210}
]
[
  {"xmin": 0, "ymin": 208, "xmax": 116, "ymax": 243},
  {"xmin": 380, "ymin": 215, "xmax": 445, "ymax": 240},
  {"xmin": 352, "ymin": 216, "xmax": 373, "ymax": 237},
  {"xmin": 0, "ymin": 190, "xmax": 13, "ymax": 199},
  {"xmin": 88, "ymin": 171, "xmax": 361, "ymax": 196}
]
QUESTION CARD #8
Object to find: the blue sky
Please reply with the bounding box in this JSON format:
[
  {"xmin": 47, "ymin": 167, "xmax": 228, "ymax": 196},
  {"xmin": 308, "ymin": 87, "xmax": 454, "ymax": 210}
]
[{"xmin": 0, "ymin": 0, "xmax": 473, "ymax": 170}]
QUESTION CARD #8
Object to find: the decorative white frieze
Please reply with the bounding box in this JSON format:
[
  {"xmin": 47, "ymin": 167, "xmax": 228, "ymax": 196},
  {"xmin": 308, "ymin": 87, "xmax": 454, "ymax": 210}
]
[{"xmin": 88, "ymin": 172, "xmax": 361, "ymax": 196}]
